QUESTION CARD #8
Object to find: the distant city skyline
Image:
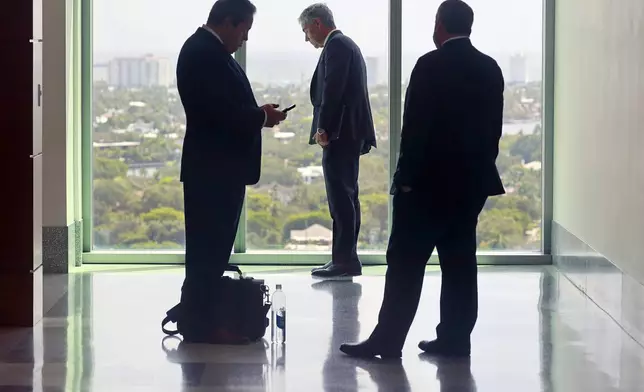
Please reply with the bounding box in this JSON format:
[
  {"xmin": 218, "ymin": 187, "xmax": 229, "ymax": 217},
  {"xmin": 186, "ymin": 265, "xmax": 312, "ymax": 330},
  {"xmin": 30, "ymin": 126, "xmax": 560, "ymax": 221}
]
[{"xmin": 94, "ymin": 50, "xmax": 542, "ymax": 86}]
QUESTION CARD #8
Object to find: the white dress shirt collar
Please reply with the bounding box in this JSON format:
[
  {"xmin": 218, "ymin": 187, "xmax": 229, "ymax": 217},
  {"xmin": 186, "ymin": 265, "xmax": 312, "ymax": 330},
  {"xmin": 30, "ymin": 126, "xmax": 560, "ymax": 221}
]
[
  {"xmin": 202, "ymin": 24, "xmax": 223, "ymax": 43},
  {"xmin": 323, "ymin": 29, "xmax": 339, "ymax": 46},
  {"xmin": 442, "ymin": 36, "xmax": 469, "ymax": 45}
]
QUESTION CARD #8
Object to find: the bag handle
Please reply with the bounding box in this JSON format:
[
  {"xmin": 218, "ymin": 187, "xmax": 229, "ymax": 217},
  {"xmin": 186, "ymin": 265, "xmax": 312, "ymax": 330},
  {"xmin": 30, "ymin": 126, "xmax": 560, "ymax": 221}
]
[
  {"xmin": 162, "ymin": 303, "xmax": 182, "ymax": 336},
  {"xmin": 225, "ymin": 264, "xmax": 243, "ymax": 277},
  {"xmin": 162, "ymin": 315, "xmax": 180, "ymax": 336}
]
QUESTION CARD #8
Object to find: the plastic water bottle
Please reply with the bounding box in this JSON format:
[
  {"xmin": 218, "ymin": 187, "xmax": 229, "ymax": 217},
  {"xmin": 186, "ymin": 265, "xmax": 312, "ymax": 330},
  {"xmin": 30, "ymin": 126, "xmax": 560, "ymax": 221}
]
[{"xmin": 271, "ymin": 284, "xmax": 286, "ymax": 344}]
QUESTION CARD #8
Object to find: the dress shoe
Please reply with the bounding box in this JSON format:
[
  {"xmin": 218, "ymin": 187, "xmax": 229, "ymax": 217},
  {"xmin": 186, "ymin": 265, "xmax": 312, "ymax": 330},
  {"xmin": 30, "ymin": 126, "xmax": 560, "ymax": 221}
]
[
  {"xmin": 311, "ymin": 262, "xmax": 362, "ymax": 278},
  {"xmin": 418, "ymin": 339, "xmax": 470, "ymax": 357},
  {"xmin": 339, "ymin": 340, "xmax": 402, "ymax": 359},
  {"xmin": 311, "ymin": 260, "xmax": 334, "ymax": 273}
]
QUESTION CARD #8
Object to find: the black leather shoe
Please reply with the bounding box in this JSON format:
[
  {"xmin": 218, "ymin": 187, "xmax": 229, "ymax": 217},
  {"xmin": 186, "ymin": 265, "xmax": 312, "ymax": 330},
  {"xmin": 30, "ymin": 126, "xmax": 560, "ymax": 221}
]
[
  {"xmin": 311, "ymin": 261, "xmax": 334, "ymax": 273},
  {"xmin": 340, "ymin": 340, "xmax": 402, "ymax": 359},
  {"xmin": 311, "ymin": 263, "xmax": 362, "ymax": 278},
  {"xmin": 418, "ymin": 339, "xmax": 470, "ymax": 357}
]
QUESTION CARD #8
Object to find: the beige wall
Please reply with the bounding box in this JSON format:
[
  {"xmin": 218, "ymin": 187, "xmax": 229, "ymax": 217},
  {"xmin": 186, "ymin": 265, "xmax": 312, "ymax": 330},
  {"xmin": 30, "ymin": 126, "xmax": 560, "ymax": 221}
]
[
  {"xmin": 553, "ymin": 0, "xmax": 644, "ymax": 283},
  {"xmin": 43, "ymin": 0, "xmax": 76, "ymax": 227}
]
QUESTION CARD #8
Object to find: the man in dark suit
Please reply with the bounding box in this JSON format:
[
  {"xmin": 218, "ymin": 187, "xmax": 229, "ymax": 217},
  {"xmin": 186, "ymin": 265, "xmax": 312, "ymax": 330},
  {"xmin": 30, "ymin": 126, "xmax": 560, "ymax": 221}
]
[
  {"xmin": 340, "ymin": 0, "xmax": 505, "ymax": 358},
  {"xmin": 176, "ymin": 0, "xmax": 286, "ymax": 344},
  {"xmin": 298, "ymin": 4, "xmax": 377, "ymax": 278}
]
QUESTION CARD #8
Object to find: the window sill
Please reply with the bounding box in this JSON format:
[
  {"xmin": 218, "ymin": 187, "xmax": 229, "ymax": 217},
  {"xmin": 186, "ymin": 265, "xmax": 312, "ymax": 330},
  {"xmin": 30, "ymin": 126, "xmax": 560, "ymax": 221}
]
[{"xmin": 82, "ymin": 250, "xmax": 550, "ymax": 265}]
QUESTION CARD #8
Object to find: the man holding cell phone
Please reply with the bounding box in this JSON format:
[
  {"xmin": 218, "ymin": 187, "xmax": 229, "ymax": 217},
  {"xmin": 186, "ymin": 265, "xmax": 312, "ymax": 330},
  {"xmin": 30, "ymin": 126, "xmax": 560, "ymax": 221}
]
[
  {"xmin": 175, "ymin": 0, "xmax": 287, "ymax": 344},
  {"xmin": 299, "ymin": 4, "xmax": 377, "ymax": 278}
]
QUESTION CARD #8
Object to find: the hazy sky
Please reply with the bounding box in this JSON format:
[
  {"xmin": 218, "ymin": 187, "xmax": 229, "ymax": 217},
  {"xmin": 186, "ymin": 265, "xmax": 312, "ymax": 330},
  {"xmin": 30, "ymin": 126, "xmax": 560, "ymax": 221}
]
[{"xmin": 94, "ymin": 0, "xmax": 543, "ymax": 57}]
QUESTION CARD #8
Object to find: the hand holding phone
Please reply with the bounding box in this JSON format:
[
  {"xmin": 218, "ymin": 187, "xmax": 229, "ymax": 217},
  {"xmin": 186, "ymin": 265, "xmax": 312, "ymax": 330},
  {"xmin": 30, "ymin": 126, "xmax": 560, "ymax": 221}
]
[
  {"xmin": 262, "ymin": 104, "xmax": 287, "ymax": 127},
  {"xmin": 282, "ymin": 104, "xmax": 296, "ymax": 113}
]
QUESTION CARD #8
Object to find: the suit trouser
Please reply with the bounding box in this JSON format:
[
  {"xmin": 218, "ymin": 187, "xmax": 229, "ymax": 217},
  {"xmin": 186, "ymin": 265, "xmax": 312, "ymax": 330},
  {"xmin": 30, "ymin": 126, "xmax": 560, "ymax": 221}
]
[
  {"xmin": 322, "ymin": 139, "xmax": 363, "ymax": 264},
  {"xmin": 370, "ymin": 191, "xmax": 487, "ymax": 351},
  {"xmin": 180, "ymin": 180, "xmax": 245, "ymax": 330}
]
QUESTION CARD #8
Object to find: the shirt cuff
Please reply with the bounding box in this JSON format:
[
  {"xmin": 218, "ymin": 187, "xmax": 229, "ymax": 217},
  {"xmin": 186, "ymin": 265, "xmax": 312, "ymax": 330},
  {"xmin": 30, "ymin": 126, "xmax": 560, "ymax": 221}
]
[{"xmin": 262, "ymin": 109, "xmax": 267, "ymax": 127}]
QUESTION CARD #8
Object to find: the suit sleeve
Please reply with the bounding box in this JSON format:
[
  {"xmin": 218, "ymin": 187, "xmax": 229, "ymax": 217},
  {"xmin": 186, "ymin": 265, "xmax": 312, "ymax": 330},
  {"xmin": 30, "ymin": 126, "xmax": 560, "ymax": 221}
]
[
  {"xmin": 393, "ymin": 57, "xmax": 436, "ymax": 188},
  {"xmin": 197, "ymin": 55, "xmax": 265, "ymax": 134},
  {"xmin": 318, "ymin": 40, "xmax": 352, "ymax": 139},
  {"xmin": 491, "ymin": 68, "xmax": 505, "ymax": 157}
]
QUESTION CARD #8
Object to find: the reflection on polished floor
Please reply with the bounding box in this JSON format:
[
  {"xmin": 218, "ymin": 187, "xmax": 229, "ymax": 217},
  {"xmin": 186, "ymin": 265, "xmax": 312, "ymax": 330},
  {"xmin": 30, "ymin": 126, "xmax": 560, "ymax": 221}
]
[{"xmin": 1, "ymin": 266, "xmax": 643, "ymax": 391}]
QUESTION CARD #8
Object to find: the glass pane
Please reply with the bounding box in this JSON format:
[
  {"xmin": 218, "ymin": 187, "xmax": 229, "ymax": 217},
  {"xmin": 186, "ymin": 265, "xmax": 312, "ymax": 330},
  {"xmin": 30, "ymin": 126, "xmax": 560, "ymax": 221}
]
[
  {"xmin": 402, "ymin": 0, "xmax": 543, "ymax": 251},
  {"xmin": 245, "ymin": 2, "xmax": 390, "ymax": 251},
  {"xmin": 91, "ymin": 1, "xmax": 219, "ymax": 250}
]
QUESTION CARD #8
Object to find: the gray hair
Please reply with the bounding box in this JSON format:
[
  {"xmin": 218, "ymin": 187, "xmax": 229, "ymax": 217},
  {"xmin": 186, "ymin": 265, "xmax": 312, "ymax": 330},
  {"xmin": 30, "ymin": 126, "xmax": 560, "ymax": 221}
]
[{"xmin": 298, "ymin": 3, "xmax": 336, "ymax": 28}]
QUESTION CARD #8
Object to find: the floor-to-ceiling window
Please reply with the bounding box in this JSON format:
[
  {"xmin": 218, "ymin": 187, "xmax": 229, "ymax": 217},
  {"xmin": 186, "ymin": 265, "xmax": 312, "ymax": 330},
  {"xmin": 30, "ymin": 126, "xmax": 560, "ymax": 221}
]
[
  {"xmin": 90, "ymin": 1, "xmax": 215, "ymax": 250},
  {"xmin": 86, "ymin": 0, "xmax": 545, "ymax": 260}
]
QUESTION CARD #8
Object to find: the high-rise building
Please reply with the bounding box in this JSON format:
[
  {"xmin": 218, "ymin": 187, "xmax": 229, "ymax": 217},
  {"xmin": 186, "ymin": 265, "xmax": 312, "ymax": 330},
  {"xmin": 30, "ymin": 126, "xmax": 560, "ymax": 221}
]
[
  {"xmin": 365, "ymin": 56, "xmax": 379, "ymax": 86},
  {"xmin": 107, "ymin": 55, "xmax": 173, "ymax": 88},
  {"xmin": 93, "ymin": 63, "xmax": 109, "ymax": 83},
  {"xmin": 509, "ymin": 53, "xmax": 528, "ymax": 83}
]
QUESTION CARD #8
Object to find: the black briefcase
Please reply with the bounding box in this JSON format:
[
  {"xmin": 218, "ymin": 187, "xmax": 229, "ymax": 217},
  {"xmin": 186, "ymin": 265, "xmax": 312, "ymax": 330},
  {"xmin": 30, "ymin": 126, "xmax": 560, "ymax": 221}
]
[{"xmin": 162, "ymin": 265, "xmax": 271, "ymax": 342}]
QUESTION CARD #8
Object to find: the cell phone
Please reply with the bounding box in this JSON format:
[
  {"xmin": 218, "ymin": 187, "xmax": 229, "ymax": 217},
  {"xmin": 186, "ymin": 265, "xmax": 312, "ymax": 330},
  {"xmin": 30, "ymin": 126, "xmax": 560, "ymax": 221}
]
[{"xmin": 282, "ymin": 104, "xmax": 296, "ymax": 113}]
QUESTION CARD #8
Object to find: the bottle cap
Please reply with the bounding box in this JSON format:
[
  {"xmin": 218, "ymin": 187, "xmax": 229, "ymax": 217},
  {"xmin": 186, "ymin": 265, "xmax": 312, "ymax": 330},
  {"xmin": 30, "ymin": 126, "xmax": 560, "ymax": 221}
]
[{"xmin": 276, "ymin": 284, "xmax": 282, "ymax": 290}]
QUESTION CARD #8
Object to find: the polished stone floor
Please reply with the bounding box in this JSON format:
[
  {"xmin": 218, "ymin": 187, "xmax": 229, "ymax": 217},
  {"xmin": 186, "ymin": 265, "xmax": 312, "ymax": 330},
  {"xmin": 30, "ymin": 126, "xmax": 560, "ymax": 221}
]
[{"xmin": 1, "ymin": 265, "xmax": 643, "ymax": 391}]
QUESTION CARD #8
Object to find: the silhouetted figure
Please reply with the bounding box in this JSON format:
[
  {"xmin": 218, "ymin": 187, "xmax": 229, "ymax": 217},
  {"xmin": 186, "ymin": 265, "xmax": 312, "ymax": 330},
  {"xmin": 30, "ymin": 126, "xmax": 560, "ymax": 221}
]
[
  {"xmin": 340, "ymin": 0, "xmax": 505, "ymax": 359},
  {"xmin": 299, "ymin": 3, "xmax": 377, "ymax": 278},
  {"xmin": 176, "ymin": 0, "xmax": 286, "ymax": 344}
]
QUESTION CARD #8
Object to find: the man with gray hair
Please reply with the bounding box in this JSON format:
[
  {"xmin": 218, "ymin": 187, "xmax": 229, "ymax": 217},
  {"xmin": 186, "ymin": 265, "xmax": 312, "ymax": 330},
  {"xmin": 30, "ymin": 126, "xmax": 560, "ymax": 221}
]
[{"xmin": 300, "ymin": 4, "xmax": 377, "ymax": 278}]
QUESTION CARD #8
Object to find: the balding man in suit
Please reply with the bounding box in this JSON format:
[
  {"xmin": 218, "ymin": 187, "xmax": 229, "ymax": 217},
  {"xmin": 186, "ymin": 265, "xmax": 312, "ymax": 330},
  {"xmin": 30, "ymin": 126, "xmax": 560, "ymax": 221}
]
[
  {"xmin": 341, "ymin": 0, "xmax": 505, "ymax": 358},
  {"xmin": 175, "ymin": 0, "xmax": 286, "ymax": 344}
]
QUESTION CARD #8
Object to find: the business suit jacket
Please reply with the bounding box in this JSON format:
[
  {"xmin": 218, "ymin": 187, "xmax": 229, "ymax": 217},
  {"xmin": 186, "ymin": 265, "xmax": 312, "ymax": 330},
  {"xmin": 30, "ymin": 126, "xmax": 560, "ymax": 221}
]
[
  {"xmin": 392, "ymin": 38, "xmax": 505, "ymax": 204},
  {"xmin": 309, "ymin": 30, "xmax": 377, "ymax": 152},
  {"xmin": 177, "ymin": 27, "xmax": 264, "ymax": 185}
]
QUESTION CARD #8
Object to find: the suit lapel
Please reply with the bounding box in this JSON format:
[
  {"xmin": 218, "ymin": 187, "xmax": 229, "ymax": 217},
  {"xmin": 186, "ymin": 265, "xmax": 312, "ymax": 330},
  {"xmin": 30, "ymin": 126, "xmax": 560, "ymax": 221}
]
[
  {"xmin": 311, "ymin": 30, "xmax": 342, "ymax": 100},
  {"xmin": 317, "ymin": 30, "xmax": 341, "ymax": 65},
  {"xmin": 239, "ymin": 63, "xmax": 257, "ymax": 105},
  {"xmin": 310, "ymin": 65, "xmax": 319, "ymax": 103},
  {"xmin": 230, "ymin": 58, "xmax": 254, "ymax": 95}
]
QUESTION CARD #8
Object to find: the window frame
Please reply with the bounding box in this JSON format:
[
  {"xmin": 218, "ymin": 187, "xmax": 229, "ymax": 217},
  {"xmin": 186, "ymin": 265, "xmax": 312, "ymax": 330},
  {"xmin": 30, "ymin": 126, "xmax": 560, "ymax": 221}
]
[{"xmin": 80, "ymin": 0, "xmax": 554, "ymax": 265}]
